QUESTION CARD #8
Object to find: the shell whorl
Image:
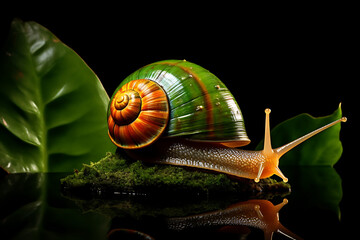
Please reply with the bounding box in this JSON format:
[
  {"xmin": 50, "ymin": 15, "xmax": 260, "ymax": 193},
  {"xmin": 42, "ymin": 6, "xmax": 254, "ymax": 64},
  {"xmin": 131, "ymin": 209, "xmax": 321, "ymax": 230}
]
[{"xmin": 108, "ymin": 79, "xmax": 169, "ymax": 149}]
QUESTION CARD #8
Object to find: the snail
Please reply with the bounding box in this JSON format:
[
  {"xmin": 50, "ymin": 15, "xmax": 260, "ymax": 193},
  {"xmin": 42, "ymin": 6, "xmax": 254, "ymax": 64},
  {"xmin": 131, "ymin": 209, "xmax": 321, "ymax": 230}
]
[{"xmin": 107, "ymin": 60, "xmax": 346, "ymax": 182}]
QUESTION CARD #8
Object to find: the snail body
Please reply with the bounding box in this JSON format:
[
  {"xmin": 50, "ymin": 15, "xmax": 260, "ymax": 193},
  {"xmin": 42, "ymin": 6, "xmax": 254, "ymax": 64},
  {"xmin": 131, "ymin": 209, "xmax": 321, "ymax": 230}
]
[{"xmin": 108, "ymin": 60, "xmax": 346, "ymax": 182}]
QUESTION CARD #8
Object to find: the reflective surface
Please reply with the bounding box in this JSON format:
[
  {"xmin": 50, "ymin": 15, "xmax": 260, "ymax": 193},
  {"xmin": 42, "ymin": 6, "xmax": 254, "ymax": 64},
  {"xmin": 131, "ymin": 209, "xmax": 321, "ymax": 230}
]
[{"xmin": 0, "ymin": 166, "xmax": 351, "ymax": 239}]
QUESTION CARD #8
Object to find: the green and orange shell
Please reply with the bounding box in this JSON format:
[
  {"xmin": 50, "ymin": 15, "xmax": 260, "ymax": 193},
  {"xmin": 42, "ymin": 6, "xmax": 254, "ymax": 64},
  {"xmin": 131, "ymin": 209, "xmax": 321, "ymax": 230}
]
[{"xmin": 107, "ymin": 60, "xmax": 250, "ymax": 149}]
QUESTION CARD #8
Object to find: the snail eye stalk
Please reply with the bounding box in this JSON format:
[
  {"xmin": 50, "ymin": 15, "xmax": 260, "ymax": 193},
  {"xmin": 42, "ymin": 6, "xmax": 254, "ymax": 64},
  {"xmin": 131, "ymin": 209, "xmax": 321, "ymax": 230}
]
[
  {"xmin": 258, "ymin": 108, "xmax": 346, "ymax": 182},
  {"xmin": 274, "ymin": 117, "xmax": 347, "ymax": 158}
]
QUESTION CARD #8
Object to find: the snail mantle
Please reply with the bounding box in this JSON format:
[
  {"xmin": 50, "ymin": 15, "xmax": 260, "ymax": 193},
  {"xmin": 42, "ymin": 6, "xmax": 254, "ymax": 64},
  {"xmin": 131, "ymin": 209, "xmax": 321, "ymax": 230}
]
[{"xmin": 60, "ymin": 152, "xmax": 290, "ymax": 199}]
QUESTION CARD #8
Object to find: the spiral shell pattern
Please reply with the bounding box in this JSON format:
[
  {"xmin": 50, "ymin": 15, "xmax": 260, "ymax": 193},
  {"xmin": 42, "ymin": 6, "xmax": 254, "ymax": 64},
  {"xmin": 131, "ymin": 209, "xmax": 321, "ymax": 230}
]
[{"xmin": 108, "ymin": 79, "xmax": 169, "ymax": 149}]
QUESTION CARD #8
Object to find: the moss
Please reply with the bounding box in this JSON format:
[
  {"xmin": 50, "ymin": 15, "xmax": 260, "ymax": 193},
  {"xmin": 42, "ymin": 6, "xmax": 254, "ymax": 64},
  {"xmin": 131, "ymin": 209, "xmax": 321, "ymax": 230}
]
[{"xmin": 61, "ymin": 152, "xmax": 290, "ymax": 199}]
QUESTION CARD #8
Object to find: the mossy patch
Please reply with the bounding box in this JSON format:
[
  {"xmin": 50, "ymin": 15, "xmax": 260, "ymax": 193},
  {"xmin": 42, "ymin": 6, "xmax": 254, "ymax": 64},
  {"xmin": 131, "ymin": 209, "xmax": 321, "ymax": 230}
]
[{"xmin": 61, "ymin": 152, "xmax": 290, "ymax": 199}]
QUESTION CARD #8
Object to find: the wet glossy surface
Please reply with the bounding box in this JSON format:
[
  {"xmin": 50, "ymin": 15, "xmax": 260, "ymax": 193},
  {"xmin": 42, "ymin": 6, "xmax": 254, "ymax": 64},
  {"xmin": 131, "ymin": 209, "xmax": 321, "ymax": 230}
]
[{"xmin": 0, "ymin": 165, "xmax": 353, "ymax": 240}]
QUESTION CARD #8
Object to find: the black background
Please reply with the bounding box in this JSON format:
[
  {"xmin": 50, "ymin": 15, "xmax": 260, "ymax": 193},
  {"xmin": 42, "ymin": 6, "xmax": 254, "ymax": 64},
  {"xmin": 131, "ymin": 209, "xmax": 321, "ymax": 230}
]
[
  {"xmin": 1, "ymin": 3, "xmax": 357, "ymax": 236},
  {"xmin": 1, "ymin": 5, "xmax": 355, "ymax": 143}
]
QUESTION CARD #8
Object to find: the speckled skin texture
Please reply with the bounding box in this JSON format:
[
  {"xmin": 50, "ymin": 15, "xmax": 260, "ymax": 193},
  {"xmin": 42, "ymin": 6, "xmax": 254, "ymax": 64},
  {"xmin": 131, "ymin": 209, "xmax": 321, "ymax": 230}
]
[
  {"xmin": 126, "ymin": 138, "xmax": 267, "ymax": 180},
  {"xmin": 161, "ymin": 141, "xmax": 265, "ymax": 179}
]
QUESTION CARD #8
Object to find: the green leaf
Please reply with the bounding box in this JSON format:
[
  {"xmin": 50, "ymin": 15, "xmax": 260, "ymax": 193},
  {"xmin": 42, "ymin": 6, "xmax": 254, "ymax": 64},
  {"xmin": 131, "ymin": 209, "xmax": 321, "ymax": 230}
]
[
  {"xmin": 0, "ymin": 19, "xmax": 116, "ymax": 172},
  {"xmin": 256, "ymin": 104, "xmax": 343, "ymax": 166}
]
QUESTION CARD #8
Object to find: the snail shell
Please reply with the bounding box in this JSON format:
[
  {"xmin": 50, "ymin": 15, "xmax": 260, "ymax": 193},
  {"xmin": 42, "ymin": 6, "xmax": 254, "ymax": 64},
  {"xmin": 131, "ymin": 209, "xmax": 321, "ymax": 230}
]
[
  {"xmin": 108, "ymin": 60, "xmax": 250, "ymax": 149},
  {"xmin": 108, "ymin": 79, "xmax": 169, "ymax": 149}
]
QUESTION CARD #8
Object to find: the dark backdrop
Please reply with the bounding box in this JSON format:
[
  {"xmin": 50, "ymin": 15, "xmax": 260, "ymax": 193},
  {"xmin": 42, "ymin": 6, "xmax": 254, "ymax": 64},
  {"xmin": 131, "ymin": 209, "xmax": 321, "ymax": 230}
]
[{"xmin": 1, "ymin": 6, "xmax": 354, "ymax": 140}]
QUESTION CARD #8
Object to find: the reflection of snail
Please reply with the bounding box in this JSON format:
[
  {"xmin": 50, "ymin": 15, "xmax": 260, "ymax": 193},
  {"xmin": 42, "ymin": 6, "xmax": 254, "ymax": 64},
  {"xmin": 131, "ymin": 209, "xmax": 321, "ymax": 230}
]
[
  {"xmin": 108, "ymin": 60, "xmax": 347, "ymax": 182},
  {"xmin": 168, "ymin": 198, "xmax": 302, "ymax": 240}
]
